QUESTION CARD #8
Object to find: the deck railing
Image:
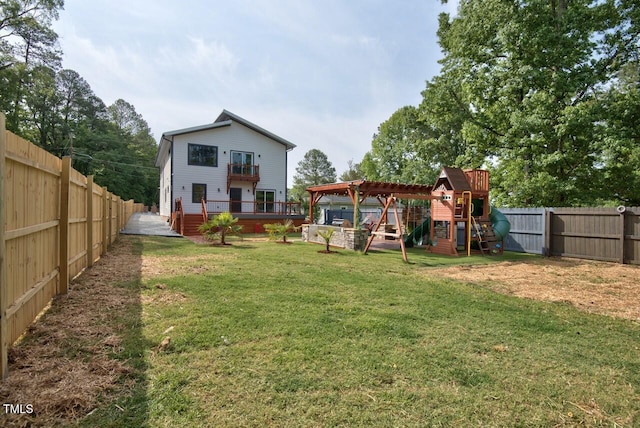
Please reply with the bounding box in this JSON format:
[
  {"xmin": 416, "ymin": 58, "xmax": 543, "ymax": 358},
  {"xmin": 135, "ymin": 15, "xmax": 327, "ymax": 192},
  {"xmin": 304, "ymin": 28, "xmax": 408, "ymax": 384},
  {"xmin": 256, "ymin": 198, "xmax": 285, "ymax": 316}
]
[
  {"xmin": 201, "ymin": 198, "xmax": 208, "ymax": 223},
  {"xmin": 172, "ymin": 197, "xmax": 184, "ymax": 235},
  {"xmin": 464, "ymin": 169, "xmax": 490, "ymax": 192},
  {"xmin": 204, "ymin": 200, "xmax": 301, "ymax": 216},
  {"xmin": 228, "ymin": 163, "xmax": 260, "ymax": 180}
]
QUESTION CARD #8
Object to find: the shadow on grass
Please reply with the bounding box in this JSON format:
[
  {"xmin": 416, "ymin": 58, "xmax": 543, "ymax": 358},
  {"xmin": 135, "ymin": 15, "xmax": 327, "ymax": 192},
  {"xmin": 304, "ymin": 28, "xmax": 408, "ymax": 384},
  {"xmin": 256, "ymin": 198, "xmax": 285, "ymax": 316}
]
[
  {"xmin": 0, "ymin": 236, "xmax": 151, "ymax": 427},
  {"xmin": 77, "ymin": 236, "xmax": 151, "ymax": 428}
]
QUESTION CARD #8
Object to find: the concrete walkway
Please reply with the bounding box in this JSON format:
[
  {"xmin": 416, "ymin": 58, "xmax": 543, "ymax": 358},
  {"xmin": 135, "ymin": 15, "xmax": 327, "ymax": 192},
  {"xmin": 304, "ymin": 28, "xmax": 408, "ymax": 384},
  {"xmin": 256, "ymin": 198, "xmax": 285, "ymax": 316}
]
[{"xmin": 121, "ymin": 212, "xmax": 183, "ymax": 237}]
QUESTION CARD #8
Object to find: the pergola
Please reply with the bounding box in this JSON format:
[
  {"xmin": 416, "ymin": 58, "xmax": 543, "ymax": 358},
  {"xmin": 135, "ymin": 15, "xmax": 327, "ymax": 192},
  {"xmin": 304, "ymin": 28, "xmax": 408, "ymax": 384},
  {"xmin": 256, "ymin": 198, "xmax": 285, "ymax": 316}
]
[{"xmin": 306, "ymin": 180, "xmax": 435, "ymax": 262}]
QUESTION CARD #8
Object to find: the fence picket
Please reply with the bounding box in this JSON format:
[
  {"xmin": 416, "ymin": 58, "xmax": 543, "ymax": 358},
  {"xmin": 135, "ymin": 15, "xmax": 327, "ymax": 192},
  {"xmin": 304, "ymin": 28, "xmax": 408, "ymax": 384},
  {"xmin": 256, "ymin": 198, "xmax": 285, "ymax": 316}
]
[
  {"xmin": 501, "ymin": 207, "xmax": 640, "ymax": 265},
  {"xmin": 1, "ymin": 126, "xmax": 143, "ymax": 379}
]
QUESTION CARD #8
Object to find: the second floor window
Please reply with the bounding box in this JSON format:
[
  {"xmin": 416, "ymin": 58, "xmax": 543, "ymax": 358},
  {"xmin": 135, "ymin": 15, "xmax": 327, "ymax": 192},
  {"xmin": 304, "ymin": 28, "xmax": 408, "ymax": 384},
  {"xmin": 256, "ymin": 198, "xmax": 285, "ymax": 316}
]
[
  {"xmin": 188, "ymin": 144, "xmax": 218, "ymax": 167},
  {"xmin": 231, "ymin": 151, "xmax": 254, "ymax": 175}
]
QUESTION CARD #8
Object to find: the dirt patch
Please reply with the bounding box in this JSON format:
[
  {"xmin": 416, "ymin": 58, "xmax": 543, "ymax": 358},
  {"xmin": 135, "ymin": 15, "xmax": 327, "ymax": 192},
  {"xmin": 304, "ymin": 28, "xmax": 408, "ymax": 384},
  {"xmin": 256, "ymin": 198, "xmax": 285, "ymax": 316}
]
[
  {"xmin": 141, "ymin": 289, "xmax": 188, "ymax": 305},
  {"xmin": 0, "ymin": 236, "xmax": 143, "ymax": 427},
  {"xmin": 142, "ymin": 254, "xmax": 227, "ymax": 277},
  {"xmin": 435, "ymin": 257, "xmax": 640, "ymax": 321}
]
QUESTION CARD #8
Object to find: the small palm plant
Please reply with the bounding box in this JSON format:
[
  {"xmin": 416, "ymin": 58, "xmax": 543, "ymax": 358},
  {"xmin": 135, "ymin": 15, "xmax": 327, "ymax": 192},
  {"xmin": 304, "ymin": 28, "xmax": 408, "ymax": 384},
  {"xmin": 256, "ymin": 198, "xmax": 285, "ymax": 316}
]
[
  {"xmin": 317, "ymin": 228, "xmax": 334, "ymax": 253},
  {"xmin": 198, "ymin": 211, "xmax": 243, "ymax": 245},
  {"xmin": 264, "ymin": 219, "xmax": 300, "ymax": 243}
]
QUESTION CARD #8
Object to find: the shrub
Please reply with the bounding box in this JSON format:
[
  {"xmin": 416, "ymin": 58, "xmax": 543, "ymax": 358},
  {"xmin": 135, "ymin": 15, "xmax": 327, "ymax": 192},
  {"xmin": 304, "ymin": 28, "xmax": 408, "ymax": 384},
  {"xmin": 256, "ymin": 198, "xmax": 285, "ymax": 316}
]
[
  {"xmin": 317, "ymin": 228, "xmax": 334, "ymax": 253},
  {"xmin": 198, "ymin": 212, "xmax": 243, "ymax": 245},
  {"xmin": 264, "ymin": 219, "xmax": 300, "ymax": 243}
]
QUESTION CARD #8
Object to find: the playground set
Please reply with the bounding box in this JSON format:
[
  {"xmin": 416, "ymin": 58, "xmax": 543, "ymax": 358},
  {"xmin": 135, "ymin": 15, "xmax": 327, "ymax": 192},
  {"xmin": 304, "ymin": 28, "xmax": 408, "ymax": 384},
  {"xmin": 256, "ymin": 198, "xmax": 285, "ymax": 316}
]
[{"xmin": 305, "ymin": 167, "xmax": 510, "ymax": 262}]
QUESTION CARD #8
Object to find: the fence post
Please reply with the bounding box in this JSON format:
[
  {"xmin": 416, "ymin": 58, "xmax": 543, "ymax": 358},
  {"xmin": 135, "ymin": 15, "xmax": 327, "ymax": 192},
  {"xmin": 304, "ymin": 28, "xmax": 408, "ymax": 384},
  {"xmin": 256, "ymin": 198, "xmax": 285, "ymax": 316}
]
[
  {"xmin": 102, "ymin": 187, "xmax": 108, "ymax": 255},
  {"xmin": 544, "ymin": 209, "xmax": 552, "ymax": 257},
  {"xmin": 0, "ymin": 113, "xmax": 8, "ymax": 379},
  {"xmin": 108, "ymin": 192, "xmax": 113, "ymax": 247},
  {"xmin": 87, "ymin": 175, "xmax": 94, "ymax": 268},
  {"xmin": 59, "ymin": 157, "xmax": 71, "ymax": 294},
  {"xmin": 116, "ymin": 196, "xmax": 121, "ymax": 235},
  {"xmin": 619, "ymin": 209, "xmax": 626, "ymax": 264}
]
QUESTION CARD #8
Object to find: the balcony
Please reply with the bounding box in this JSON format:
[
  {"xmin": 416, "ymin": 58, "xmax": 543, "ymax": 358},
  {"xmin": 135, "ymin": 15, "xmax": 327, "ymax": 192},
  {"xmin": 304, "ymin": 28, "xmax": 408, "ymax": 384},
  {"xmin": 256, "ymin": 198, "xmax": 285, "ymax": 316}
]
[
  {"xmin": 227, "ymin": 163, "xmax": 260, "ymax": 193},
  {"xmin": 463, "ymin": 169, "xmax": 490, "ymax": 192}
]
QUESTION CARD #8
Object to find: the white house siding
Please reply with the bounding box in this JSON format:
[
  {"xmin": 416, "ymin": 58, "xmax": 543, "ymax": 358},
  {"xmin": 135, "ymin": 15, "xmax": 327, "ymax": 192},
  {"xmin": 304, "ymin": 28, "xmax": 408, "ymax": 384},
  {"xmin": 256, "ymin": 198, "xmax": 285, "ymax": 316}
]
[
  {"xmin": 171, "ymin": 121, "xmax": 288, "ymax": 215},
  {"xmin": 158, "ymin": 142, "xmax": 172, "ymax": 217}
]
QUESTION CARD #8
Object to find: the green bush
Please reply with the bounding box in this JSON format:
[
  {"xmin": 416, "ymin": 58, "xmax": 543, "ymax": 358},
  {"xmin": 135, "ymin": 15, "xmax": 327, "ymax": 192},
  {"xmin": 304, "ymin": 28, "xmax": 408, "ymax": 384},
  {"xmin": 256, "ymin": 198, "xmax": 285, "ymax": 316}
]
[
  {"xmin": 264, "ymin": 219, "xmax": 300, "ymax": 243},
  {"xmin": 197, "ymin": 212, "xmax": 242, "ymax": 245},
  {"xmin": 317, "ymin": 228, "xmax": 334, "ymax": 252}
]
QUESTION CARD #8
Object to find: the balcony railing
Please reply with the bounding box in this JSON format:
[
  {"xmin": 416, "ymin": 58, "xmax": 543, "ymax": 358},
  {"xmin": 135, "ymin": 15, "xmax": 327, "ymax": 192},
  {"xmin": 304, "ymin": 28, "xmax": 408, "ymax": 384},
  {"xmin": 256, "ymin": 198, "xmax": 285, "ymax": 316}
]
[
  {"xmin": 227, "ymin": 163, "xmax": 260, "ymax": 192},
  {"xmin": 463, "ymin": 169, "xmax": 489, "ymax": 192},
  {"xmin": 204, "ymin": 200, "xmax": 302, "ymax": 216}
]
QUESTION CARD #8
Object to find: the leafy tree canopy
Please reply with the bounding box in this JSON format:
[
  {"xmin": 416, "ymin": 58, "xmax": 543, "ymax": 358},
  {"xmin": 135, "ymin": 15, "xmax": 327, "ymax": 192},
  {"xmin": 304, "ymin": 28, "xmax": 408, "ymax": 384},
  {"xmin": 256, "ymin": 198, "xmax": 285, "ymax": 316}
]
[
  {"xmin": 362, "ymin": 0, "xmax": 640, "ymax": 207},
  {"xmin": 289, "ymin": 149, "xmax": 336, "ymax": 214},
  {"xmin": 1, "ymin": 0, "xmax": 159, "ymax": 206},
  {"xmin": 339, "ymin": 159, "xmax": 364, "ymax": 182}
]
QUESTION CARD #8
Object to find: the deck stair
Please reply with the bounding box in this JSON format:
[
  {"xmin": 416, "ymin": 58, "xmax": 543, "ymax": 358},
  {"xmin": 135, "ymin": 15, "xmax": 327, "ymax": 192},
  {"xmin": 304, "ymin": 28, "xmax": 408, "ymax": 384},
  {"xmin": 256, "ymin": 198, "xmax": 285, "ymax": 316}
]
[{"xmin": 182, "ymin": 214, "xmax": 205, "ymax": 236}]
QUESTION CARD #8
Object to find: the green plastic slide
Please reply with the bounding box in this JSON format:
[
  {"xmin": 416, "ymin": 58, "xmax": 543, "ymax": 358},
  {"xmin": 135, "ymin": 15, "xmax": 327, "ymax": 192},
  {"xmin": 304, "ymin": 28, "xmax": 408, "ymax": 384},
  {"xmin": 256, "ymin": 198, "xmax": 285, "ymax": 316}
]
[
  {"xmin": 489, "ymin": 207, "xmax": 510, "ymax": 240},
  {"xmin": 404, "ymin": 217, "xmax": 430, "ymax": 248}
]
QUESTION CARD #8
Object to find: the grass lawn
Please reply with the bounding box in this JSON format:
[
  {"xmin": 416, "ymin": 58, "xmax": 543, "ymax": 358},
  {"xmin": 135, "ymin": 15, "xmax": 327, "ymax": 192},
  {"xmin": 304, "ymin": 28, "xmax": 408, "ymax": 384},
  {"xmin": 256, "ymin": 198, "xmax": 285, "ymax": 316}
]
[{"xmin": 79, "ymin": 236, "xmax": 639, "ymax": 427}]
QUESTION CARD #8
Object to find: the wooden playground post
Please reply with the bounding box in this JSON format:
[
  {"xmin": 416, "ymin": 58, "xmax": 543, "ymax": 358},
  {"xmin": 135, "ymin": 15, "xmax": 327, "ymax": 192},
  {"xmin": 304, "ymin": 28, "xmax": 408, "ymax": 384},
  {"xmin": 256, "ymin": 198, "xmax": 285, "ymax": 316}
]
[
  {"xmin": 463, "ymin": 190, "xmax": 472, "ymax": 256},
  {"xmin": 364, "ymin": 195, "xmax": 409, "ymax": 263}
]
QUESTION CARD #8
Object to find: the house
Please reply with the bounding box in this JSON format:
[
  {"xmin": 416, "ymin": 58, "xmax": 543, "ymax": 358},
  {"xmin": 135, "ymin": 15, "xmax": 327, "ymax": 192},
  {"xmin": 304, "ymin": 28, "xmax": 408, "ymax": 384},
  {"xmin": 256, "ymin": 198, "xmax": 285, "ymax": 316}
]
[{"xmin": 155, "ymin": 109, "xmax": 305, "ymax": 235}]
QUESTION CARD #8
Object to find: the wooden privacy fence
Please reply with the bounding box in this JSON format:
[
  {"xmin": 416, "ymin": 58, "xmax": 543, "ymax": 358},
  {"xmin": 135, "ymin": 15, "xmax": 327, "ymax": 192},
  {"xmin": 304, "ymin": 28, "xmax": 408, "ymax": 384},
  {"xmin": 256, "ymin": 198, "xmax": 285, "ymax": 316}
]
[
  {"xmin": 500, "ymin": 207, "xmax": 640, "ymax": 264},
  {"xmin": 0, "ymin": 114, "xmax": 144, "ymax": 379}
]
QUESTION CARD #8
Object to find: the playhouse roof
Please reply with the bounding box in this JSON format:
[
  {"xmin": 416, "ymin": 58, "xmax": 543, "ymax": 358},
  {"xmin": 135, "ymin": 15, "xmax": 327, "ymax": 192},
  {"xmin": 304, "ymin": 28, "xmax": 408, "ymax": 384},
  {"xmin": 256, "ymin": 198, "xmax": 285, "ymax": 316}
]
[{"xmin": 434, "ymin": 167, "xmax": 472, "ymax": 191}]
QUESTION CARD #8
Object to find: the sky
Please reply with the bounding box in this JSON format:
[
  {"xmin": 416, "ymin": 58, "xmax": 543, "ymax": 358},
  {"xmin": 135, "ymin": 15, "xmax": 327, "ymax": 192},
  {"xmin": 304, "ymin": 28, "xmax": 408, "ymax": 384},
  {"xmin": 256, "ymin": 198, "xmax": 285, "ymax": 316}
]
[{"xmin": 53, "ymin": 0, "xmax": 459, "ymax": 184}]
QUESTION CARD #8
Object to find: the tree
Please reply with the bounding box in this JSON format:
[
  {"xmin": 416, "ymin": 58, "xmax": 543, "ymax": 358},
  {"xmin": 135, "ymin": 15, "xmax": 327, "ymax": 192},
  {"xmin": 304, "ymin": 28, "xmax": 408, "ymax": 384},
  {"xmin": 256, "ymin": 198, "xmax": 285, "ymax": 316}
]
[
  {"xmin": 198, "ymin": 212, "xmax": 243, "ymax": 245},
  {"xmin": 594, "ymin": 62, "xmax": 640, "ymax": 206},
  {"xmin": 317, "ymin": 228, "xmax": 335, "ymax": 253},
  {"xmin": 339, "ymin": 159, "xmax": 364, "ymax": 182},
  {"xmin": 0, "ymin": 2, "xmax": 161, "ymax": 207},
  {"xmin": 362, "ymin": 105, "xmax": 461, "ymax": 186},
  {"xmin": 423, "ymin": 0, "xmax": 640, "ymax": 206},
  {"xmin": 264, "ymin": 219, "xmax": 300, "ymax": 243},
  {"xmin": 289, "ymin": 149, "xmax": 336, "ymax": 213},
  {"xmin": 0, "ymin": 0, "xmax": 64, "ymax": 132}
]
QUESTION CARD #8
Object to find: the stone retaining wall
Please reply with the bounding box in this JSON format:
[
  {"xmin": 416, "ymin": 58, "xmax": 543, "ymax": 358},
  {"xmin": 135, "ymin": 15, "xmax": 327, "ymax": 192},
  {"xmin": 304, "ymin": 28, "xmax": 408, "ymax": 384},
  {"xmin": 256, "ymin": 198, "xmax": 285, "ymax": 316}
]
[{"xmin": 301, "ymin": 224, "xmax": 368, "ymax": 251}]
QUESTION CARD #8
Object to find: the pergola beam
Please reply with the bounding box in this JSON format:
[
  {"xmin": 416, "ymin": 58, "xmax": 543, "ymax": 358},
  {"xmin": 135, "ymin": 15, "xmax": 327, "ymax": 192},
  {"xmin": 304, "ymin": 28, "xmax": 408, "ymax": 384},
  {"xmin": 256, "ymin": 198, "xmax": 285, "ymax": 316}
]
[{"xmin": 306, "ymin": 180, "xmax": 433, "ymax": 240}]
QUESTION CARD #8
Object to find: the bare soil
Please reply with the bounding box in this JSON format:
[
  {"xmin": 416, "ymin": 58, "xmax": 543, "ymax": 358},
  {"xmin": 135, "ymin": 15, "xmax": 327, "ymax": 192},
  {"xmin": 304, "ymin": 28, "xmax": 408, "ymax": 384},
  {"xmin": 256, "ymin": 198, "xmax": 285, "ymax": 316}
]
[
  {"xmin": 435, "ymin": 257, "xmax": 640, "ymax": 322},
  {"xmin": 1, "ymin": 237, "xmax": 638, "ymax": 426},
  {"xmin": 0, "ymin": 237, "xmax": 143, "ymax": 427}
]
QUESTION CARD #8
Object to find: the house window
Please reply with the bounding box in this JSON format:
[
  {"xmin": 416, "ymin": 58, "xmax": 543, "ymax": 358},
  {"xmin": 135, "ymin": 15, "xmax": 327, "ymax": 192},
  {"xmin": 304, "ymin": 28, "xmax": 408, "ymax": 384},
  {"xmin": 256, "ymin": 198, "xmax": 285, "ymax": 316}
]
[
  {"xmin": 231, "ymin": 151, "xmax": 254, "ymax": 175},
  {"xmin": 192, "ymin": 183, "xmax": 207, "ymax": 203},
  {"xmin": 188, "ymin": 144, "xmax": 218, "ymax": 167},
  {"xmin": 256, "ymin": 190, "xmax": 275, "ymax": 213}
]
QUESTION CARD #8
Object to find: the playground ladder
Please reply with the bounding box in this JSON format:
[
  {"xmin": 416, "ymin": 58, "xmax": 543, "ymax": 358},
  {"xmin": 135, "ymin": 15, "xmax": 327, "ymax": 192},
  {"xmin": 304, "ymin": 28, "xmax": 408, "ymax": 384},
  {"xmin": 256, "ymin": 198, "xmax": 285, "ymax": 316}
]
[
  {"xmin": 471, "ymin": 216, "xmax": 489, "ymax": 255},
  {"xmin": 454, "ymin": 201, "xmax": 464, "ymax": 218},
  {"xmin": 471, "ymin": 217, "xmax": 501, "ymax": 255}
]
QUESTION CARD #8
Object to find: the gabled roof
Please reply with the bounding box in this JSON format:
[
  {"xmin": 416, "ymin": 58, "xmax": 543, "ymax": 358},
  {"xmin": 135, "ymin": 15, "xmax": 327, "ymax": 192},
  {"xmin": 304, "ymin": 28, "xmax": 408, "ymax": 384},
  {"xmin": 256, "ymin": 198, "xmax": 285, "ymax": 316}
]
[
  {"xmin": 214, "ymin": 110, "xmax": 296, "ymax": 151},
  {"xmin": 155, "ymin": 109, "xmax": 296, "ymax": 167},
  {"xmin": 433, "ymin": 167, "xmax": 472, "ymax": 191}
]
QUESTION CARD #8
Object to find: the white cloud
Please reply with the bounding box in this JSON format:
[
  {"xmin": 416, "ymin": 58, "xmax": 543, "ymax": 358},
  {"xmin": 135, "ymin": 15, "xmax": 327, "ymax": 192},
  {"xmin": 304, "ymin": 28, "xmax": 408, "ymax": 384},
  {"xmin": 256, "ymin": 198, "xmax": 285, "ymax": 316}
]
[{"xmin": 186, "ymin": 37, "xmax": 239, "ymax": 77}]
